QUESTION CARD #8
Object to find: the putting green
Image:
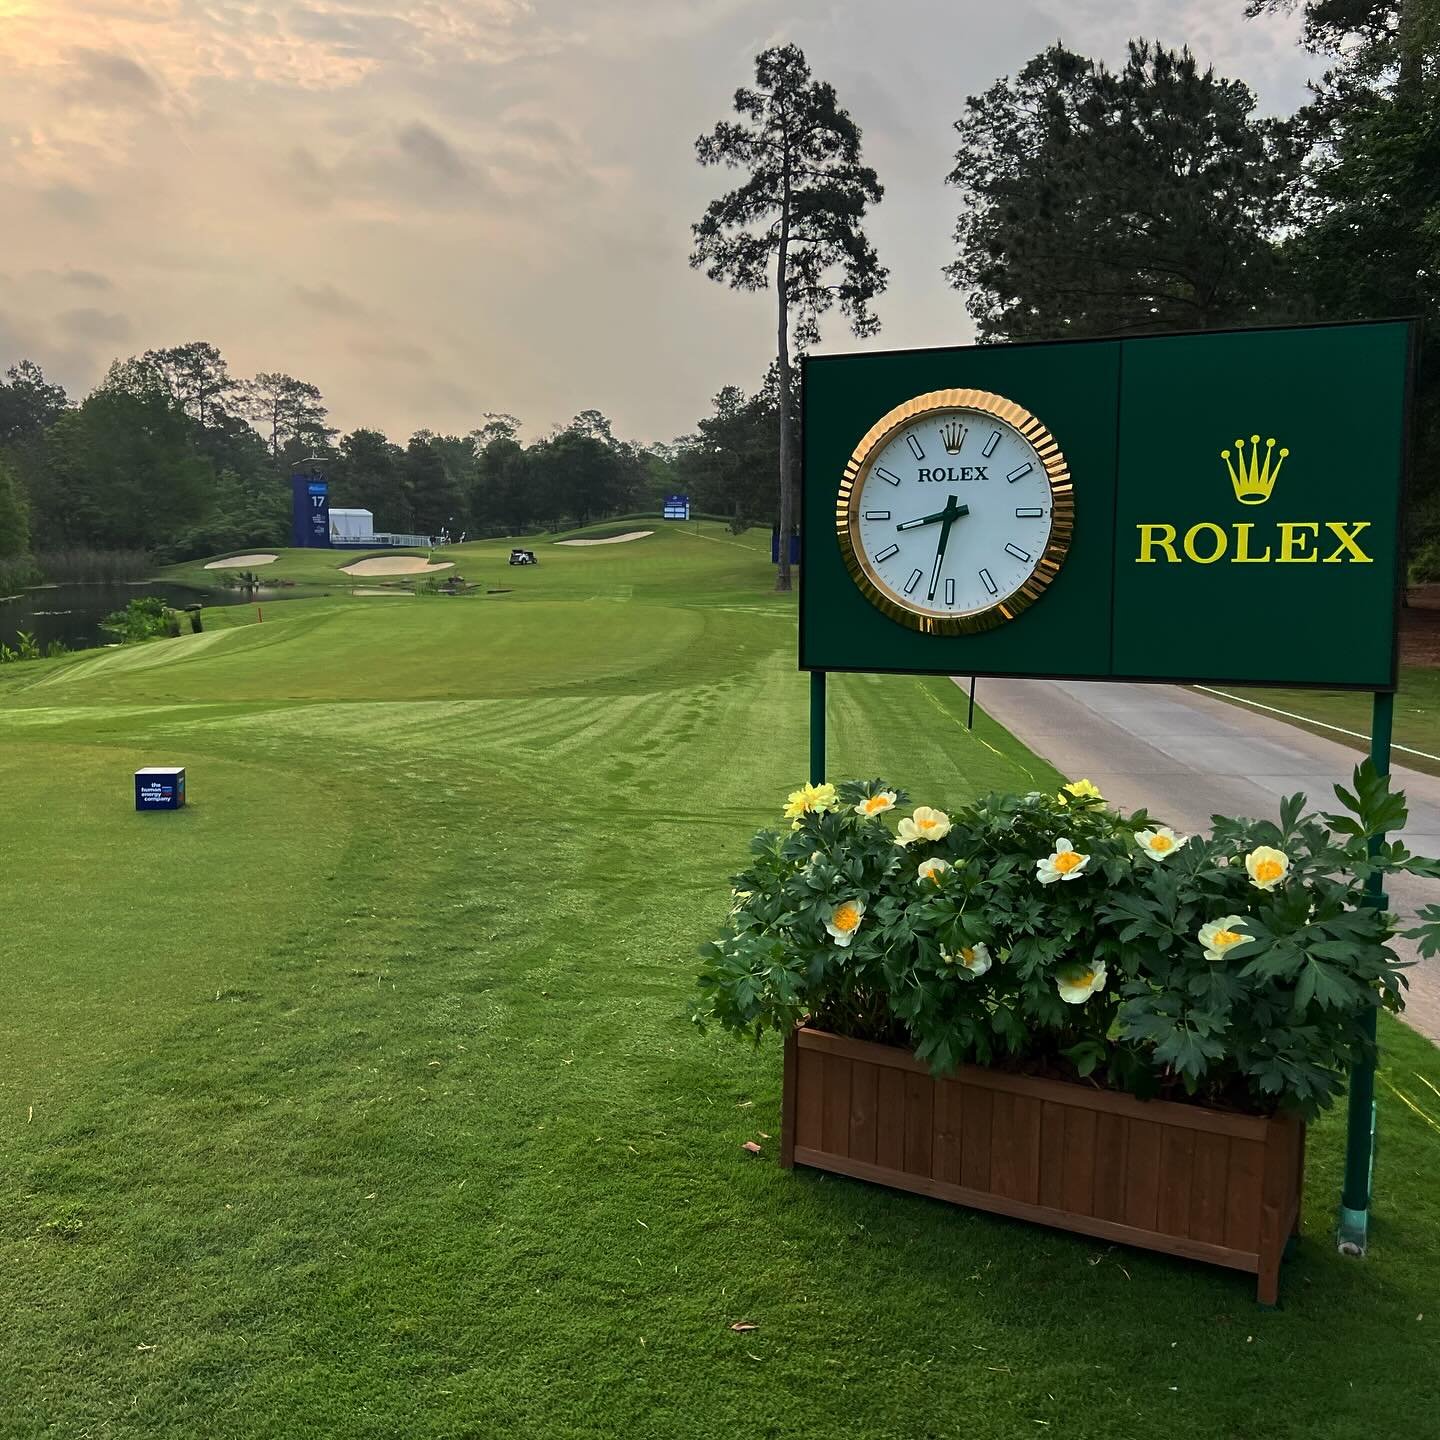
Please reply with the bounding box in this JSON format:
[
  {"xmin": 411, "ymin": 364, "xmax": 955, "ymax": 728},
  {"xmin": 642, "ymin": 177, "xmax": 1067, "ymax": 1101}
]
[{"xmin": 2, "ymin": 521, "xmax": 1437, "ymax": 1440}]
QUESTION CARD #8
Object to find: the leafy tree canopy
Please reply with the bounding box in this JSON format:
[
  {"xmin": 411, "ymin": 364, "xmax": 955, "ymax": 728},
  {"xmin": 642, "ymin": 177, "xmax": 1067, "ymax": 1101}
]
[{"xmin": 946, "ymin": 40, "xmax": 1303, "ymax": 340}]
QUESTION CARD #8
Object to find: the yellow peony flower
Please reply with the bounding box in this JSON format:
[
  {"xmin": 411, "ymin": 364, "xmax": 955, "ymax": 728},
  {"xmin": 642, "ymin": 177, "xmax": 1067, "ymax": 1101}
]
[
  {"xmin": 1055, "ymin": 960, "xmax": 1107, "ymax": 1004},
  {"xmin": 783, "ymin": 782, "xmax": 840, "ymax": 821},
  {"xmin": 917, "ymin": 856, "xmax": 952, "ymax": 885},
  {"xmin": 824, "ymin": 898, "xmax": 866, "ymax": 947},
  {"xmin": 1036, "ymin": 837, "xmax": 1089, "ymax": 885},
  {"xmin": 855, "ymin": 790, "xmax": 897, "ymax": 818},
  {"xmin": 896, "ymin": 806, "xmax": 952, "ymax": 847},
  {"xmin": 1061, "ymin": 779, "xmax": 1103, "ymax": 803},
  {"xmin": 1135, "ymin": 825, "xmax": 1186, "ymax": 862},
  {"xmin": 1198, "ymin": 915, "xmax": 1250, "ymax": 962},
  {"xmin": 1245, "ymin": 845, "xmax": 1290, "ymax": 891},
  {"xmin": 943, "ymin": 942, "xmax": 992, "ymax": 978}
]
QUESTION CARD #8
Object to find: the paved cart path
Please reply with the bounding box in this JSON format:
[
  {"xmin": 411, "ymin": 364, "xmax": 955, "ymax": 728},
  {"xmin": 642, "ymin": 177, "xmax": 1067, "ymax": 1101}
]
[{"xmin": 958, "ymin": 677, "xmax": 1440, "ymax": 1043}]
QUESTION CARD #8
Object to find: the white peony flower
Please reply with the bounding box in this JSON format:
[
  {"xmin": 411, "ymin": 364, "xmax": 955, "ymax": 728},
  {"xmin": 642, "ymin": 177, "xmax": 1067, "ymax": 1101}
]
[
  {"xmin": 917, "ymin": 857, "xmax": 952, "ymax": 885},
  {"xmin": 1197, "ymin": 916, "xmax": 1251, "ymax": 962},
  {"xmin": 824, "ymin": 898, "xmax": 865, "ymax": 947},
  {"xmin": 1245, "ymin": 845, "xmax": 1290, "ymax": 891},
  {"xmin": 1135, "ymin": 825, "xmax": 1187, "ymax": 862},
  {"xmin": 1036, "ymin": 838, "xmax": 1089, "ymax": 885},
  {"xmin": 943, "ymin": 942, "xmax": 992, "ymax": 978},
  {"xmin": 896, "ymin": 806, "xmax": 952, "ymax": 847},
  {"xmin": 1055, "ymin": 960, "xmax": 1107, "ymax": 1004},
  {"xmin": 855, "ymin": 790, "xmax": 897, "ymax": 818}
]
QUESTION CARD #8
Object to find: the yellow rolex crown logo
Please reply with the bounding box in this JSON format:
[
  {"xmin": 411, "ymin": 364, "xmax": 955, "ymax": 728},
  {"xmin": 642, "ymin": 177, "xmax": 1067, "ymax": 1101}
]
[
  {"xmin": 940, "ymin": 420, "xmax": 965, "ymax": 455},
  {"xmin": 1221, "ymin": 433, "xmax": 1289, "ymax": 505}
]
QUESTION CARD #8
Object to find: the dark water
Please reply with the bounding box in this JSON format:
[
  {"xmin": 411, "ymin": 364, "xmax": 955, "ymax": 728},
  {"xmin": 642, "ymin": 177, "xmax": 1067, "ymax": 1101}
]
[{"xmin": 0, "ymin": 581, "xmax": 278, "ymax": 653}]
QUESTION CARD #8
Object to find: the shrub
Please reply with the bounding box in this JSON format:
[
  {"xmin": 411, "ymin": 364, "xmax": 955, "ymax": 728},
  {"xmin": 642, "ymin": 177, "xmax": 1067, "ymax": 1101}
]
[
  {"xmin": 100, "ymin": 596, "xmax": 178, "ymax": 644},
  {"xmin": 693, "ymin": 769, "xmax": 1440, "ymax": 1120}
]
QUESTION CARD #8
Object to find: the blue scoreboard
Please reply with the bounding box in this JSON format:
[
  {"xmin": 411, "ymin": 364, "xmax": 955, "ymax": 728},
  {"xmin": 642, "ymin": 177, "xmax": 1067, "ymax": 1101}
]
[
  {"xmin": 291, "ymin": 473, "xmax": 331, "ymax": 548},
  {"xmin": 662, "ymin": 494, "xmax": 690, "ymax": 520}
]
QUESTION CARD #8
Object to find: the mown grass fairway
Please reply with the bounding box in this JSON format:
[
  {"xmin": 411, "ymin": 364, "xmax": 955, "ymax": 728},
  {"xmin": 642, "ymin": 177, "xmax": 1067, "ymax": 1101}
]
[{"xmin": 3, "ymin": 523, "xmax": 1438, "ymax": 1439}]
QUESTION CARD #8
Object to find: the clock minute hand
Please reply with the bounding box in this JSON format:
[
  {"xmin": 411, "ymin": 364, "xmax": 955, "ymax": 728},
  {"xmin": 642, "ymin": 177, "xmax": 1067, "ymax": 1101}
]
[
  {"xmin": 896, "ymin": 502, "xmax": 969, "ymax": 532},
  {"xmin": 927, "ymin": 496, "xmax": 966, "ymax": 601}
]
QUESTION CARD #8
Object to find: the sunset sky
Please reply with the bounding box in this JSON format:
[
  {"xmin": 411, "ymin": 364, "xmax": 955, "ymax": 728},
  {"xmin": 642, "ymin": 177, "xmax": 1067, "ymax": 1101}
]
[{"xmin": 0, "ymin": 1, "xmax": 1318, "ymax": 445}]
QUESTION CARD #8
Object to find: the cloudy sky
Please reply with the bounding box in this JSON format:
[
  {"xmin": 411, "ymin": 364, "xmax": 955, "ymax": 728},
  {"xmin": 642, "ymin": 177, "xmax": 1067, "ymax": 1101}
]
[{"xmin": 0, "ymin": 0, "xmax": 1319, "ymax": 445}]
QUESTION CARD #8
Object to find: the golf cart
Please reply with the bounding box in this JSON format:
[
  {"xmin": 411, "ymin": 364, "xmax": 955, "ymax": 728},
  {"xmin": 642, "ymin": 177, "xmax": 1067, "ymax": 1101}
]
[{"xmin": 509, "ymin": 549, "xmax": 538, "ymax": 566}]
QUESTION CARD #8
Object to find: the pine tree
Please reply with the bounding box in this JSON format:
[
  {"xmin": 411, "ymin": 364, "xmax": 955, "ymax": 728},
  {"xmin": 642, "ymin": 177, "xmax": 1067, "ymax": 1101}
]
[{"xmin": 691, "ymin": 45, "xmax": 886, "ymax": 591}]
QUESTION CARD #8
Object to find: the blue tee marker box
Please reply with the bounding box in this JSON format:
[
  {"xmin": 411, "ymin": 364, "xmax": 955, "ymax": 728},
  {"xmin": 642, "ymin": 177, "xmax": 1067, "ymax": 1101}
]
[{"xmin": 135, "ymin": 767, "xmax": 186, "ymax": 810}]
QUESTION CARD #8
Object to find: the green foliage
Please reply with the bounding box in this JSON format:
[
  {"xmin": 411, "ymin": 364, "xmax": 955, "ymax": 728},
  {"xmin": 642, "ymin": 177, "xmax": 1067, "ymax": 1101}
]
[
  {"xmin": 695, "ymin": 766, "xmax": 1440, "ymax": 1119},
  {"xmin": 947, "ymin": 40, "xmax": 1301, "ymax": 339},
  {"xmin": 1254, "ymin": 0, "xmax": 1440, "ymax": 565},
  {"xmin": 99, "ymin": 595, "xmax": 180, "ymax": 644},
  {"xmin": 674, "ymin": 366, "xmax": 794, "ymax": 530},
  {"xmin": 0, "ymin": 629, "xmax": 65, "ymax": 665},
  {"xmin": 0, "ymin": 454, "xmax": 31, "ymax": 559}
]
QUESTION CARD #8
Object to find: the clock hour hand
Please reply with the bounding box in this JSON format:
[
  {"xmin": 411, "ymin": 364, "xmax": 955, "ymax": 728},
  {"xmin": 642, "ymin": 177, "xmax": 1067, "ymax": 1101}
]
[{"xmin": 896, "ymin": 502, "xmax": 969, "ymax": 532}]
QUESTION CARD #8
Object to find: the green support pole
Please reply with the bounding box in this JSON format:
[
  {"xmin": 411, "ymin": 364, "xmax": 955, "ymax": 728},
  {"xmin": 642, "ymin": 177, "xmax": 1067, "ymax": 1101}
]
[
  {"xmin": 1338, "ymin": 689, "xmax": 1395, "ymax": 1256},
  {"xmin": 809, "ymin": 670, "xmax": 826, "ymax": 785}
]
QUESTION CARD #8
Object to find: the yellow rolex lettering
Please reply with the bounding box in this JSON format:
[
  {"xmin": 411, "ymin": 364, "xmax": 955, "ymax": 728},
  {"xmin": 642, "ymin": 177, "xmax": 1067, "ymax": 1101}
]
[
  {"xmin": 1182, "ymin": 522, "xmax": 1227, "ymax": 564},
  {"xmin": 1232, "ymin": 522, "xmax": 1272, "ymax": 563},
  {"xmin": 1278, "ymin": 522, "xmax": 1320, "ymax": 562},
  {"xmin": 1136, "ymin": 523, "xmax": 1179, "ymax": 563},
  {"xmin": 1323, "ymin": 521, "xmax": 1373, "ymax": 563}
]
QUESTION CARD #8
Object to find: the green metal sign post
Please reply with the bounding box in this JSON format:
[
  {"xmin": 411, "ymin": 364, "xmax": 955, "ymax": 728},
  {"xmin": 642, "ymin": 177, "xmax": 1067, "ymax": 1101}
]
[
  {"xmin": 809, "ymin": 670, "xmax": 827, "ymax": 786},
  {"xmin": 1339, "ymin": 689, "xmax": 1396, "ymax": 1254}
]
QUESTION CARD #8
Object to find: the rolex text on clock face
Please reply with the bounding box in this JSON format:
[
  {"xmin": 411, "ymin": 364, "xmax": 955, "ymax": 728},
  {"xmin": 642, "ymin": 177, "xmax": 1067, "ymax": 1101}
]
[{"xmin": 848, "ymin": 402, "xmax": 1065, "ymax": 625}]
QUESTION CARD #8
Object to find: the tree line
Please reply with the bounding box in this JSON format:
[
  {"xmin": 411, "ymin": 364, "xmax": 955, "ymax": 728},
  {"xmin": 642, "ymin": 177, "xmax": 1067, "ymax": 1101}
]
[
  {"xmin": 2, "ymin": 0, "xmax": 1437, "ymax": 590},
  {"xmin": 0, "ymin": 341, "xmax": 787, "ymax": 587}
]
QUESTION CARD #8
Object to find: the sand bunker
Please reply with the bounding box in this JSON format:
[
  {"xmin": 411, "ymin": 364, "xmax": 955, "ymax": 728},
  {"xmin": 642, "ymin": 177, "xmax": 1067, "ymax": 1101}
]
[
  {"xmin": 352, "ymin": 587, "xmax": 415, "ymax": 596},
  {"xmin": 554, "ymin": 530, "xmax": 655, "ymax": 547},
  {"xmin": 204, "ymin": 553, "xmax": 278, "ymax": 569},
  {"xmin": 339, "ymin": 557, "xmax": 455, "ymax": 576}
]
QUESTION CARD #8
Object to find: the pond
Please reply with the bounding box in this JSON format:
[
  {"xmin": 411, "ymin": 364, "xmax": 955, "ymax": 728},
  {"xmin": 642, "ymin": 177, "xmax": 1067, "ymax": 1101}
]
[{"xmin": 0, "ymin": 581, "xmax": 287, "ymax": 653}]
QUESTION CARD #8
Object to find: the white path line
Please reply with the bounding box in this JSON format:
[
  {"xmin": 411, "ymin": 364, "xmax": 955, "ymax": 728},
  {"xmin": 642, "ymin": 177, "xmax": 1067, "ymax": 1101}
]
[
  {"xmin": 677, "ymin": 529, "xmax": 764, "ymax": 551},
  {"xmin": 1194, "ymin": 686, "xmax": 1440, "ymax": 764}
]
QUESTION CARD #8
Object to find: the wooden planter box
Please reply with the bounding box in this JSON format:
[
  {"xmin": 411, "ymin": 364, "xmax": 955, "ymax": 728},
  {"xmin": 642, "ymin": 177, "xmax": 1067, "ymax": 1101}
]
[{"xmin": 782, "ymin": 1027, "xmax": 1305, "ymax": 1303}]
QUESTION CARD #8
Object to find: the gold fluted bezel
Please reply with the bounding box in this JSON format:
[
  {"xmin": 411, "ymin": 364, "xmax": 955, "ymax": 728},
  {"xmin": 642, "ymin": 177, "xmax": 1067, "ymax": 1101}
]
[{"xmin": 835, "ymin": 388, "xmax": 1074, "ymax": 636}]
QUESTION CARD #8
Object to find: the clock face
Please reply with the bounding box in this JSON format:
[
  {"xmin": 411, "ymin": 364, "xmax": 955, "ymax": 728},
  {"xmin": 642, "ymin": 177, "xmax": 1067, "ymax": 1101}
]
[{"xmin": 836, "ymin": 389, "xmax": 1073, "ymax": 635}]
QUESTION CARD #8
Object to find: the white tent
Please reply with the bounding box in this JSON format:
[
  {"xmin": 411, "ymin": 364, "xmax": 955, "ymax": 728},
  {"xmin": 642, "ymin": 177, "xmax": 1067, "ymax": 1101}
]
[{"xmin": 330, "ymin": 508, "xmax": 375, "ymax": 543}]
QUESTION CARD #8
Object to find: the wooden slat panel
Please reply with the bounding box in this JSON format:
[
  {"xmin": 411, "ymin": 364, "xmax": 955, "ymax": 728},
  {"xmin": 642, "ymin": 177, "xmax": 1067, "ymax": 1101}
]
[
  {"xmin": 1223, "ymin": 1138, "xmax": 1266, "ymax": 1252},
  {"xmin": 1062, "ymin": 1106, "xmax": 1097, "ymax": 1215},
  {"xmin": 932, "ymin": 1078, "xmax": 964, "ymax": 1185},
  {"xmin": 791, "ymin": 1145, "xmax": 1260, "ymax": 1276},
  {"xmin": 1157, "ymin": 1126, "xmax": 1195, "ymax": 1237},
  {"xmin": 961, "ymin": 1084, "xmax": 993, "ymax": 1191},
  {"xmin": 903, "ymin": 1071, "xmax": 933, "ymax": 1176},
  {"xmin": 821, "ymin": 1052, "xmax": 852, "ymax": 1156},
  {"xmin": 875, "ymin": 1065, "xmax": 907, "ymax": 1171},
  {"xmin": 849, "ymin": 1061, "xmax": 879, "ymax": 1166},
  {"xmin": 1123, "ymin": 1120, "xmax": 1162, "ymax": 1232},
  {"xmin": 1039, "ymin": 1101, "xmax": 1067, "ymax": 1210},
  {"xmin": 1257, "ymin": 1116, "xmax": 1302, "ymax": 1304},
  {"xmin": 794, "ymin": 1029, "xmax": 1271, "ymax": 1139},
  {"xmin": 1189, "ymin": 1131, "xmax": 1231, "ymax": 1245},
  {"xmin": 781, "ymin": 1029, "xmax": 798, "ymax": 1169},
  {"xmin": 992, "ymin": 1093, "xmax": 1042, "ymax": 1204},
  {"xmin": 795, "ymin": 1046, "xmax": 825, "ymax": 1151},
  {"xmin": 1092, "ymin": 1112, "xmax": 1130, "ymax": 1223}
]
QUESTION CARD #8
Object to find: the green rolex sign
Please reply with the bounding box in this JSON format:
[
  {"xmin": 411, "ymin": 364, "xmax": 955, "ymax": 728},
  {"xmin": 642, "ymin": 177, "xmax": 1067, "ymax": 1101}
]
[{"xmin": 801, "ymin": 320, "xmax": 1411, "ymax": 690}]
